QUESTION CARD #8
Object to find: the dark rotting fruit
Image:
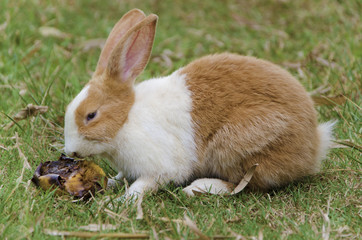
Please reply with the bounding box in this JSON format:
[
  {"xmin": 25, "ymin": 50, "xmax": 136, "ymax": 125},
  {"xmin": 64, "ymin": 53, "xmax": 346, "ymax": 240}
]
[{"xmin": 32, "ymin": 154, "xmax": 108, "ymax": 199}]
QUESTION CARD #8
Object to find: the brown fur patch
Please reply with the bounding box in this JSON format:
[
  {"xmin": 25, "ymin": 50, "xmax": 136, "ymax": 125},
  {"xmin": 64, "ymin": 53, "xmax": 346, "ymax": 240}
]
[
  {"xmin": 75, "ymin": 76, "xmax": 135, "ymax": 142},
  {"xmin": 181, "ymin": 53, "xmax": 319, "ymax": 190}
]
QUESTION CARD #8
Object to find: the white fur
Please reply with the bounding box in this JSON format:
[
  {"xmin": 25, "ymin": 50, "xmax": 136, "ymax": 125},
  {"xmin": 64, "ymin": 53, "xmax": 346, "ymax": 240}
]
[
  {"xmin": 183, "ymin": 178, "xmax": 233, "ymax": 196},
  {"xmin": 107, "ymin": 70, "xmax": 197, "ymax": 189},
  {"xmin": 64, "ymin": 67, "xmax": 196, "ymax": 198},
  {"xmin": 316, "ymin": 121, "xmax": 336, "ymax": 163},
  {"xmin": 64, "ymin": 86, "xmax": 89, "ymax": 155},
  {"xmin": 107, "ymin": 171, "xmax": 124, "ymax": 189}
]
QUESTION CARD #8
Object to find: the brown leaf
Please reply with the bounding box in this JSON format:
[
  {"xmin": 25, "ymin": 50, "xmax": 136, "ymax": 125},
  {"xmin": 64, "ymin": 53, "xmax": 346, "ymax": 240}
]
[
  {"xmin": 312, "ymin": 95, "xmax": 346, "ymax": 106},
  {"xmin": 184, "ymin": 215, "xmax": 210, "ymax": 240},
  {"xmin": 231, "ymin": 164, "xmax": 258, "ymax": 195},
  {"xmin": 39, "ymin": 26, "xmax": 71, "ymax": 39},
  {"xmin": 79, "ymin": 224, "xmax": 117, "ymax": 232},
  {"xmin": 5, "ymin": 104, "xmax": 48, "ymax": 130}
]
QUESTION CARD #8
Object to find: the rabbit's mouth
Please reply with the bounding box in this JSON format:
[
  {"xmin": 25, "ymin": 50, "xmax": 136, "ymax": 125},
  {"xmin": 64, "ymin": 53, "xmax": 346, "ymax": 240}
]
[
  {"xmin": 64, "ymin": 152, "xmax": 82, "ymax": 158},
  {"xmin": 65, "ymin": 151, "xmax": 91, "ymax": 159}
]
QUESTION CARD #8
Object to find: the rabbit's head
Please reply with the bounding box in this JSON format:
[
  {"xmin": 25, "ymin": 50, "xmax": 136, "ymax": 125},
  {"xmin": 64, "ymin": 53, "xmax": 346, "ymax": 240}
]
[{"xmin": 64, "ymin": 9, "xmax": 158, "ymax": 157}]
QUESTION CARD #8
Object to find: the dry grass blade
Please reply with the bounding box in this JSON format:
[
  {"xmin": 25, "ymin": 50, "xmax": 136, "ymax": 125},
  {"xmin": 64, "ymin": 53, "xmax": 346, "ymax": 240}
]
[
  {"xmin": 333, "ymin": 140, "xmax": 362, "ymax": 152},
  {"xmin": 104, "ymin": 208, "xmax": 129, "ymax": 221},
  {"xmin": 321, "ymin": 195, "xmax": 331, "ymax": 240},
  {"xmin": 39, "ymin": 26, "xmax": 71, "ymax": 39},
  {"xmin": 79, "ymin": 38, "xmax": 106, "ymax": 52},
  {"xmin": 330, "ymin": 142, "xmax": 349, "ymax": 149},
  {"xmin": 315, "ymin": 57, "xmax": 341, "ymax": 70},
  {"xmin": 309, "ymin": 85, "xmax": 331, "ymax": 96},
  {"xmin": 183, "ymin": 215, "xmax": 210, "ymax": 240},
  {"xmin": 21, "ymin": 40, "xmax": 42, "ymax": 63},
  {"xmin": 282, "ymin": 61, "xmax": 302, "ymax": 69},
  {"xmin": 44, "ymin": 229, "xmax": 149, "ymax": 239},
  {"xmin": 225, "ymin": 216, "xmax": 242, "ymax": 223},
  {"xmin": 311, "ymin": 95, "xmax": 346, "ymax": 106},
  {"xmin": 151, "ymin": 226, "xmax": 159, "ymax": 240},
  {"xmin": 227, "ymin": 228, "xmax": 248, "ymax": 240},
  {"xmin": 136, "ymin": 193, "xmax": 144, "ymax": 220},
  {"xmin": 154, "ymin": 217, "xmax": 183, "ymax": 224},
  {"xmin": 231, "ymin": 164, "xmax": 258, "ymax": 195},
  {"xmin": 5, "ymin": 104, "xmax": 48, "ymax": 130},
  {"xmin": 5, "ymin": 132, "xmax": 31, "ymax": 202},
  {"xmin": 0, "ymin": 144, "xmax": 8, "ymax": 151},
  {"xmin": 79, "ymin": 224, "xmax": 117, "ymax": 232},
  {"xmin": 258, "ymin": 229, "xmax": 264, "ymax": 240},
  {"xmin": 15, "ymin": 132, "xmax": 31, "ymax": 170},
  {"xmin": 0, "ymin": 12, "xmax": 9, "ymax": 32},
  {"xmin": 0, "ymin": 21, "xmax": 7, "ymax": 32}
]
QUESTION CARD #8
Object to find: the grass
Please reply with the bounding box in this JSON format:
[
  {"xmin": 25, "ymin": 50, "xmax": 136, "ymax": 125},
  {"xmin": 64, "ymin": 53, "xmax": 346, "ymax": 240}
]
[{"xmin": 0, "ymin": 0, "xmax": 361, "ymax": 239}]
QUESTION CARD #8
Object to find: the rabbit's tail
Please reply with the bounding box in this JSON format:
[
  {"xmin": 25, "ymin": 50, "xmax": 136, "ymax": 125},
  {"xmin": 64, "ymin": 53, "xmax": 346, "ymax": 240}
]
[{"xmin": 316, "ymin": 121, "xmax": 336, "ymax": 164}]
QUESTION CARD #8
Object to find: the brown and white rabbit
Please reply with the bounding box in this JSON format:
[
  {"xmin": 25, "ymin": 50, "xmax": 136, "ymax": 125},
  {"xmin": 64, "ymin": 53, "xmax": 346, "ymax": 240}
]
[{"xmin": 64, "ymin": 9, "xmax": 334, "ymax": 199}]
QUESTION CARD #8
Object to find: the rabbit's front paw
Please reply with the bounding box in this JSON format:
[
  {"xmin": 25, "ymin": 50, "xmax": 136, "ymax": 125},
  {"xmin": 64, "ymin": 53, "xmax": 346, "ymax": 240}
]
[{"xmin": 107, "ymin": 172, "xmax": 124, "ymax": 189}]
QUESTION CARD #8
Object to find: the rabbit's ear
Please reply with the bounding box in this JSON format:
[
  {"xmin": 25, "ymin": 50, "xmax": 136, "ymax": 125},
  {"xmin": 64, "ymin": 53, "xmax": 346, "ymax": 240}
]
[
  {"xmin": 94, "ymin": 9, "xmax": 146, "ymax": 76},
  {"xmin": 105, "ymin": 14, "xmax": 158, "ymax": 85}
]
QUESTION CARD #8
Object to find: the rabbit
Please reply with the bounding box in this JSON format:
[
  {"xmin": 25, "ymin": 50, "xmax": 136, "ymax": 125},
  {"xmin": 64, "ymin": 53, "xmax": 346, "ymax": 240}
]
[{"xmin": 64, "ymin": 9, "xmax": 334, "ymax": 199}]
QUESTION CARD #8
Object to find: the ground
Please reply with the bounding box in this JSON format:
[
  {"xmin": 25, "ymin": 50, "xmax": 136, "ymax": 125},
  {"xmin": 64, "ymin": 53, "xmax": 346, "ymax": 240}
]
[{"xmin": 0, "ymin": 0, "xmax": 361, "ymax": 239}]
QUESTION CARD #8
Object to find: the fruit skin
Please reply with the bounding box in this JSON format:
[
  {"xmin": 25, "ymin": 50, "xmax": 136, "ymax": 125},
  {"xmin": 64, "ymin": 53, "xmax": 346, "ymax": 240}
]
[{"xmin": 31, "ymin": 154, "xmax": 107, "ymax": 199}]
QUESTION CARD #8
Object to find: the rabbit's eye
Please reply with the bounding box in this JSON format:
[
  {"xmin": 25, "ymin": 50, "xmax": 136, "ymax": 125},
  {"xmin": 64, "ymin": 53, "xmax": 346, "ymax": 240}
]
[{"xmin": 86, "ymin": 112, "xmax": 97, "ymax": 121}]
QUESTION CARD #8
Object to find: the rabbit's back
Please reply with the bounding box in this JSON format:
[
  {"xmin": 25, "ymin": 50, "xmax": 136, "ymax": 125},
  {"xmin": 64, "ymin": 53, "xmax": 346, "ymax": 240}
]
[{"xmin": 180, "ymin": 53, "xmax": 320, "ymax": 189}]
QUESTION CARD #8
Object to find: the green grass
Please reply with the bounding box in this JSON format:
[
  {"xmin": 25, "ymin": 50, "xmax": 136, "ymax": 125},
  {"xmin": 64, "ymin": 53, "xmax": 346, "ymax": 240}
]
[{"xmin": 0, "ymin": 0, "xmax": 361, "ymax": 239}]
